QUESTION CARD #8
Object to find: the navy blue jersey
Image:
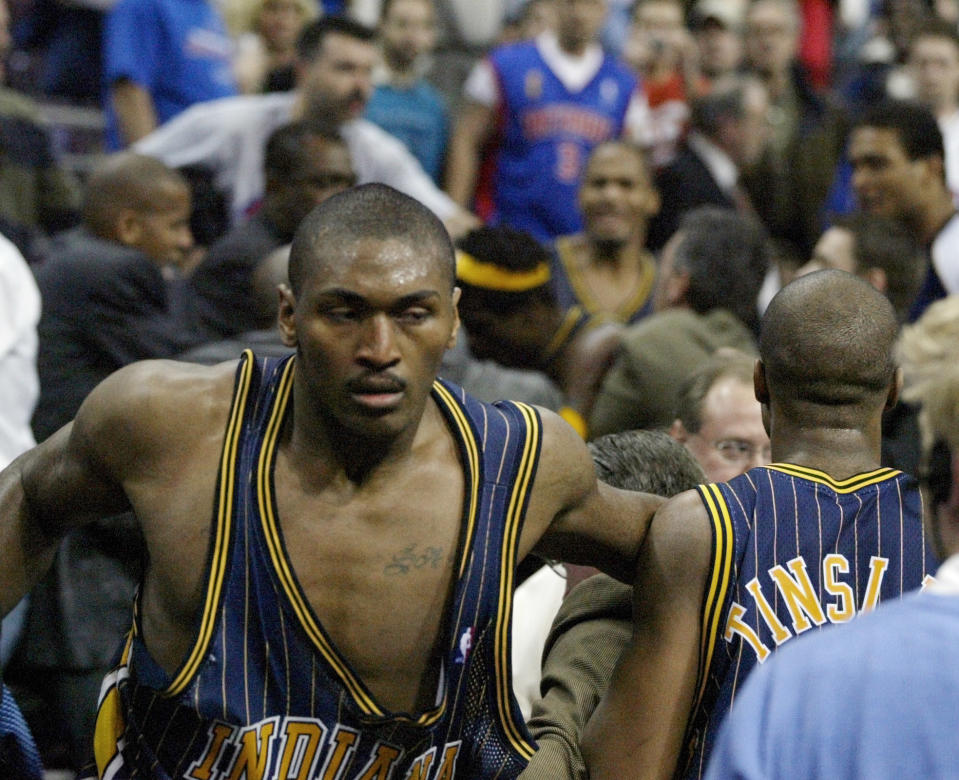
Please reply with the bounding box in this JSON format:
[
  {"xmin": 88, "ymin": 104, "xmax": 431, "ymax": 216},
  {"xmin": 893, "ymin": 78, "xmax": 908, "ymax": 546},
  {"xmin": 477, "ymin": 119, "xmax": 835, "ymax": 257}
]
[
  {"xmin": 87, "ymin": 352, "xmax": 542, "ymax": 778},
  {"xmin": 549, "ymin": 236, "xmax": 656, "ymax": 324},
  {"xmin": 682, "ymin": 463, "xmax": 938, "ymax": 778},
  {"xmin": 487, "ymin": 40, "xmax": 637, "ymax": 242}
]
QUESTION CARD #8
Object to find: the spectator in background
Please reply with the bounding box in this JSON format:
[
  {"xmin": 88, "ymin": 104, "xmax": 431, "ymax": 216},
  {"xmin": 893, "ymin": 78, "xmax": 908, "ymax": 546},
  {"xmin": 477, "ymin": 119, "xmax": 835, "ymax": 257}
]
[
  {"xmin": 188, "ymin": 122, "xmax": 355, "ymax": 340},
  {"xmin": 446, "ymin": 0, "xmax": 645, "ymax": 242},
  {"xmin": 689, "ymin": 0, "xmax": 745, "ymax": 84},
  {"xmin": 0, "ymin": 232, "xmax": 40, "ymax": 674},
  {"xmin": 740, "ymin": 0, "xmax": 848, "ymax": 266},
  {"xmin": 646, "ymin": 73, "xmax": 770, "ymax": 251},
  {"xmin": 135, "ymin": 17, "xmax": 473, "ymax": 236},
  {"xmin": 9, "ymin": 153, "xmax": 197, "ymax": 772},
  {"xmin": 365, "ymin": 0, "xmax": 449, "ymax": 182},
  {"xmin": 625, "ymin": 0, "xmax": 696, "ymax": 167},
  {"xmin": 798, "ymin": 212, "xmax": 927, "ymax": 475},
  {"xmin": 590, "ymin": 207, "xmax": 768, "ymax": 438},
  {"xmin": 455, "ymin": 224, "xmax": 622, "ymax": 433},
  {"xmin": 104, "ymin": 0, "xmax": 238, "ymax": 149},
  {"xmin": 551, "ymin": 141, "xmax": 661, "ymax": 324},
  {"xmin": 233, "ymin": 0, "xmax": 320, "ymax": 93},
  {"xmin": 800, "ymin": 212, "xmax": 925, "ymax": 324},
  {"xmin": 669, "ymin": 351, "xmax": 771, "ymax": 482},
  {"xmin": 848, "ymin": 99, "xmax": 958, "ymax": 320},
  {"xmin": 0, "ymin": 0, "xmax": 80, "ymax": 252},
  {"xmin": 908, "ymin": 18, "xmax": 959, "ymax": 202}
]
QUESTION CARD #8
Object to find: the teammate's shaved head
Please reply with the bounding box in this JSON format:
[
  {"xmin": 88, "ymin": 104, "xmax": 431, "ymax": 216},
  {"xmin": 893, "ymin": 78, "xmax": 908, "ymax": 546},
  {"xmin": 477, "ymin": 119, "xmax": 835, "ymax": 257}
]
[
  {"xmin": 760, "ymin": 270, "xmax": 899, "ymax": 411},
  {"xmin": 83, "ymin": 152, "xmax": 189, "ymax": 239},
  {"xmin": 288, "ymin": 183, "xmax": 455, "ymax": 296}
]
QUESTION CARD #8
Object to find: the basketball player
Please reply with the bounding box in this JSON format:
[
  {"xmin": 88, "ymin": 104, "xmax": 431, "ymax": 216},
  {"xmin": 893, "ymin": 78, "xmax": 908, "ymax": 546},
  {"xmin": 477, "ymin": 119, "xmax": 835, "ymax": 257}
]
[
  {"xmin": 0, "ymin": 184, "xmax": 662, "ymax": 778},
  {"xmin": 582, "ymin": 269, "xmax": 938, "ymax": 779}
]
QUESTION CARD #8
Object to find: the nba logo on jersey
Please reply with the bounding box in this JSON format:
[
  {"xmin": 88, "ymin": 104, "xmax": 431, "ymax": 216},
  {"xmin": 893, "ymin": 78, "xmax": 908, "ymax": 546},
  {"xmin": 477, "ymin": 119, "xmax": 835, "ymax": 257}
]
[
  {"xmin": 455, "ymin": 627, "xmax": 475, "ymax": 664},
  {"xmin": 524, "ymin": 70, "xmax": 543, "ymax": 100},
  {"xmin": 600, "ymin": 78, "xmax": 620, "ymax": 106}
]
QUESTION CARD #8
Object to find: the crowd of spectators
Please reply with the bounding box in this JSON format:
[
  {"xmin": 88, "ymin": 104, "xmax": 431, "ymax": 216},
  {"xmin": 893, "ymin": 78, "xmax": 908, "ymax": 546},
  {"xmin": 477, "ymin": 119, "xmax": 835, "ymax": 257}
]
[{"xmin": 3, "ymin": 0, "xmax": 959, "ymax": 775}]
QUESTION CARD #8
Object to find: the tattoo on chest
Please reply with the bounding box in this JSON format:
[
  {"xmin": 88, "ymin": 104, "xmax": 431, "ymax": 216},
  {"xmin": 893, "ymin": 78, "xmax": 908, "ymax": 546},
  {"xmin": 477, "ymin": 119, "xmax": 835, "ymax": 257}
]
[{"xmin": 383, "ymin": 544, "xmax": 445, "ymax": 576}]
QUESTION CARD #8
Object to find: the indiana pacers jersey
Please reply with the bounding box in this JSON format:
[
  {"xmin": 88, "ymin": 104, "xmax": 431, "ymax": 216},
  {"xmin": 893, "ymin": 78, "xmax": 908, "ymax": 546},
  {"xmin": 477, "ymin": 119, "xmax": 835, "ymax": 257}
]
[
  {"xmin": 549, "ymin": 236, "xmax": 656, "ymax": 325},
  {"xmin": 683, "ymin": 463, "xmax": 938, "ymax": 779},
  {"xmin": 487, "ymin": 40, "xmax": 636, "ymax": 242},
  {"xmin": 88, "ymin": 351, "xmax": 542, "ymax": 779}
]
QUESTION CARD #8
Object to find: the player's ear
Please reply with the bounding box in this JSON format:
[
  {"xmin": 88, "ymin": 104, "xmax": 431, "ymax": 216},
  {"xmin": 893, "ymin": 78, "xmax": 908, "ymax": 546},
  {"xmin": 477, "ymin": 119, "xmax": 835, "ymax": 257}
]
[
  {"xmin": 448, "ymin": 286, "xmax": 462, "ymax": 350},
  {"xmin": 278, "ymin": 284, "xmax": 298, "ymax": 347},
  {"xmin": 753, "ymin": 359, "xmax": 769, "ymax": 405},
  {"xmin": 886, "ymin": 366, "xmax": 903, "ymax": 411}
]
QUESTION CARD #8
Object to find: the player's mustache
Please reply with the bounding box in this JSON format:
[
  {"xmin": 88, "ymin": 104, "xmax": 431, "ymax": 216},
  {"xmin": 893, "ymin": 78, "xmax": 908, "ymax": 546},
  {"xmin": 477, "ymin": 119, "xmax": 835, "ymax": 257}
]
[{"xmin": 347, "ymin": 374, "xmax": 407, "ymax": 394}]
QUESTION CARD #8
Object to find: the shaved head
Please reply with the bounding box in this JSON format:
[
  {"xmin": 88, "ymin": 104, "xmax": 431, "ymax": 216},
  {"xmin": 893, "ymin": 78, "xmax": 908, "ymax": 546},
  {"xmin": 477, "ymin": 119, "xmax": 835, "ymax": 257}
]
[
  {"xmin": 288, "ymin": 183, "xmax": 455, "ymax": 297},
  {"xmin": 760, "ymin": 270, "xmax": 899, "ymax": 412},
  {"xmin": 82, "ymin": 152, "xmax": 188, "ymax": 239}
]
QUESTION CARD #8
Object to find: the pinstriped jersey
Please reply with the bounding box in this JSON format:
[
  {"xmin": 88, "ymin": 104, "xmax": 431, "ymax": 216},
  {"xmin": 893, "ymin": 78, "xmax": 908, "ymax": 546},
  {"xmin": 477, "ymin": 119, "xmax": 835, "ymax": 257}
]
[
  {"xmin": 683, "ymin": 463, "xmax": 937, "ymax": 779},
  {"xmin": 549, "ymin": 236, "xmax": 656, "ymax": 325},
  {"xmin": 87, "ymin": 351, "xmax": 542, "ymax": 779}
]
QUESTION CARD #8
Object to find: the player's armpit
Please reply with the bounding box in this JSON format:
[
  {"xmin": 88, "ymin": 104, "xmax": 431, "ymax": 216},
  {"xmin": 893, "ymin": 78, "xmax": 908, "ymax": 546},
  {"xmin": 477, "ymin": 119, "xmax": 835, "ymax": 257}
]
[
  {"xmin": 581, "ymin": 490, "xmax": 712, "ymax": 780},
  {"xmin": 521, "ymin": 409, "xmax": 664, "ymax": 583}
]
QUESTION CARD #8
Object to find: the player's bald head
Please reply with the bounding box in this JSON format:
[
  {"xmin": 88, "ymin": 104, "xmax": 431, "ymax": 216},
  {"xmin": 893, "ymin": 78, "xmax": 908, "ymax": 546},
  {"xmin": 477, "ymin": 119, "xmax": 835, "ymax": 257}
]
[
  {"xmin": 759, "ymin": 270, "xmax": 899, "ymax": 409},
  {"xmin": 288, "ymin": 183, "xmax": 455, "ymax": 297}
]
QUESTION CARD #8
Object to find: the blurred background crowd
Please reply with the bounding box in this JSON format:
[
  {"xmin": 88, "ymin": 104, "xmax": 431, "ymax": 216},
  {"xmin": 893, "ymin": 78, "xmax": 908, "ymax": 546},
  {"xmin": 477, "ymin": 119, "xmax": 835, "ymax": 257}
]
[{"xmin": 3, "ymin": 0, "xmax": 959, "ymax": 773}]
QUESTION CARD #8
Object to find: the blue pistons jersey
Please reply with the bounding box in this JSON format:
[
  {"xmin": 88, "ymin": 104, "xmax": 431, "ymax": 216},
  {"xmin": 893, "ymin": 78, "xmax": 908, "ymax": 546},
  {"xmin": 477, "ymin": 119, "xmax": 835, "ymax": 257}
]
[
  {"xmin": 487, "ymin": 40, "xmax": 637, "ymax": 242},
  {"xmin": 87, "ymin": 351, "xmax": 542, "ymax": 778},
  {"xmin": 682, "ymin": 464, "xmax": 938, "ymax": 778}
]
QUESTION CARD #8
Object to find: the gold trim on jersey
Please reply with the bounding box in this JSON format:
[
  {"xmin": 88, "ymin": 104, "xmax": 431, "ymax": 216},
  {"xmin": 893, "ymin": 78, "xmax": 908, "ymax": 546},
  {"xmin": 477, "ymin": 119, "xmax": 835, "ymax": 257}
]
[
  {"xmin": 554, "ymin": 235, "xmax": 656, "ymax": 324},
  {"xmin": 93, "ymin": 632, "xmax": 134, "ymax": 775},
  {"xmin": 766, "ymin": 464, "xmax": 902, "ymax": 494},
  {"xmin": 165, "ymin": 350, "xmax": 255, "ymax": 696},
  {"xmin": 691, "ymin": 483, "xmax": 735, "ymax": 714},
  {"xmin": 493, "ymin": 401, "xmax": 541, "ymax": 760},
  {"xmin": 258, "ymin": 372, "xmax": 482, "ymax": 725},
  {"xmin": 431, "ymin": 381, "xmax": 482, "ymax": 580}
]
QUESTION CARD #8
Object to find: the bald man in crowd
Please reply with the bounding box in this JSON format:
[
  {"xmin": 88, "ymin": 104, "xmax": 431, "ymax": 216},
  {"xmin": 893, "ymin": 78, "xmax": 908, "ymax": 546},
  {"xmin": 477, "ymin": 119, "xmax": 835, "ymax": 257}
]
[{"xmin": 583, "ymin": 270, "xmax": 938, "ymax": 779}]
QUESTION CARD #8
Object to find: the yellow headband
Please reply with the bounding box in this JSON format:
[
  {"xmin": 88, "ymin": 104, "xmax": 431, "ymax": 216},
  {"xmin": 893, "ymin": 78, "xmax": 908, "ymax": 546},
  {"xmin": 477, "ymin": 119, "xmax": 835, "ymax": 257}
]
[{"xmin": 456, "ymin": 250, "xmax": 551, "ymax": 292}]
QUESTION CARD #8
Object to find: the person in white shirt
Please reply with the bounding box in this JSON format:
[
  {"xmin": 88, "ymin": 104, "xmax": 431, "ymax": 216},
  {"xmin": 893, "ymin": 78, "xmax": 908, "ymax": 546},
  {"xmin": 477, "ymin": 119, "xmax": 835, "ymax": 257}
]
[{"xmin": 135, "ymin": 16, "xmax": 476, "ymax": 236}]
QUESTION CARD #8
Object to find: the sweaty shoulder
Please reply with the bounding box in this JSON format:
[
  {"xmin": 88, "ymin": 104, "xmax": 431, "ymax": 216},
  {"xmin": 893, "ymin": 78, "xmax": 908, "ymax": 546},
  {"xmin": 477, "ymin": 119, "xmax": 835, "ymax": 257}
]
[{"xmin": 75, "ymin": 358, "xmax": 239, "ymax": 480}]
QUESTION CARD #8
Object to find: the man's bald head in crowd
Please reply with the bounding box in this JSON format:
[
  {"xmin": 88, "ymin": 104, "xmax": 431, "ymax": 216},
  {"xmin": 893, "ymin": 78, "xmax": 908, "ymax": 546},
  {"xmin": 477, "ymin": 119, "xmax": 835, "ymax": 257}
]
[
  {"xmin": 758, "ymin": 270, "xmax": 900, "ymax": 425},
  {"xmin": 287, "ymin": 183, "xmax": 456, "ymax": 298},
  {"xmin": 83, "ymin": 152, "xmax": 189, "ymax": 239}
]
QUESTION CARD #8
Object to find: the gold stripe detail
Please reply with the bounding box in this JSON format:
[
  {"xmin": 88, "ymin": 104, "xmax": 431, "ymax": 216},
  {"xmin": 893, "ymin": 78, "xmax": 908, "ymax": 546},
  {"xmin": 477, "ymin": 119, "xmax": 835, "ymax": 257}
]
[
  {"xmin": 431, "ymin": 381, "xmax": 481, "ymax": 581},
  {"xmin": 93, "ymin": 633, "xmax": 134, "ymax": 774},
  {"xmin": 456, "ymin": 250, "xmax": 551, "ymax": 291},
  {"xmin": 494, "ymin": 402, "xmax": 540, "ymax": 760},
  {"xmin": 692, "ymin": 484, "xmax": 734, "ymax": 712},
  {"xmin": 766, "ymin": 464, "xmax": 901, "ymax": 493},
  {"xmin": 544, "ymin": 305, "xmax": 587, "ymax": 359},
  {"xmin": 555, "ymin": 236, "xmax": 656, "ymax": 323},
  {"xmin": 167, "ymin": 351, "xmax": 254, "ymax": 695}
]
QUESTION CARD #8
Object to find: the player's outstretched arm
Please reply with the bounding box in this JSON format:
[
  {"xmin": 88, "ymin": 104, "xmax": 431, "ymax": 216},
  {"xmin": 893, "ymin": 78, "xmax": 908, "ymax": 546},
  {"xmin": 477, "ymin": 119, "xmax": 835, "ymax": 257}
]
[
  {"xmin": 0, "ymin": 359, "xmax": 233, "ymax": 620},
  {"xmin": 521, "ymin": 409, "xmax": 664, "ymax": 583},
  {"xmin": 581, "ymin": 491, "xmax": 713, "ymax": 780}
]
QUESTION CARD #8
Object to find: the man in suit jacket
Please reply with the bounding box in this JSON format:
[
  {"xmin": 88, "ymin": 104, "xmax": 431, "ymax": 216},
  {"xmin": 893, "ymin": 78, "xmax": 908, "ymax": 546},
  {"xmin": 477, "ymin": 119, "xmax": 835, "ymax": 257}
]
[{"xmin": 647, "ymin": 74, "xmax": 770, "ymax": 251}]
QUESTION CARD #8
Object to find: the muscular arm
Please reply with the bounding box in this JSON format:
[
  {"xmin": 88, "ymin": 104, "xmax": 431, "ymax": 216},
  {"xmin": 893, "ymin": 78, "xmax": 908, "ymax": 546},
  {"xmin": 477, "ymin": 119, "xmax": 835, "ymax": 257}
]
[
  {"xmin": 111, "ymin": 79, "xmax": 158, "ymax": 147},
  {"xmin": 444, "ymin": 100, "xmax": 495, "ymax": 209},
  {"xmin": 581, "ymin": 491, "xmax": 713, "ymax": 780},
  {"xmin": 520, "ymin": 410, "xmax": 664, "ymax": 583},
  {"xmin": 0, "ymin": 375, "xmax": 137, "ymax": 615}
]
